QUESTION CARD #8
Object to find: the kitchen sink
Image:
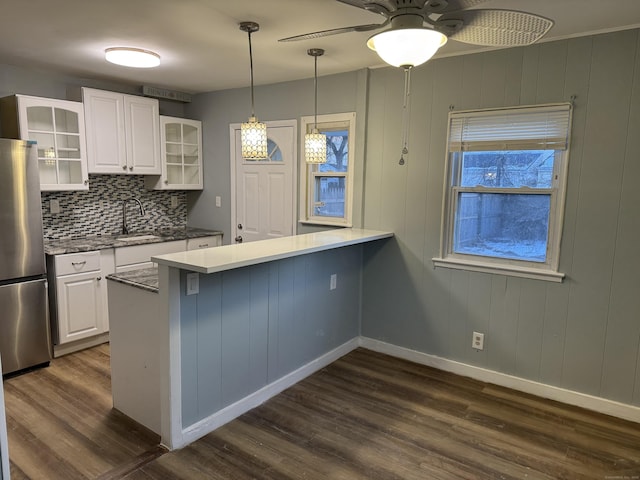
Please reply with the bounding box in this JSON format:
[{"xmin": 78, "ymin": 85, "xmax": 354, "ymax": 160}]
[{"xmin": 116, "ymin": 234, "xmax": 162, "ymax": 242}]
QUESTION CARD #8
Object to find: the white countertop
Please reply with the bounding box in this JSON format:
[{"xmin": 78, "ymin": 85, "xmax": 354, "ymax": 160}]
[{"xmin": 151, "ymin": 228, "xmax": 393, "ymax": 274}]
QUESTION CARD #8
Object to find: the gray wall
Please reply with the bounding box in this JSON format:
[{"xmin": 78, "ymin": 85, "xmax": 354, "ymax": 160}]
[
  {"xmin": 185, "ymin": 69, "xmax": 368, "ymax": 242},
  {"xmin": 361, "ymin": 29, "xmax": 640, "ymax": 406},
  {"xmin": 179, "ymin": 245, "xmax": 363, "ymax": 427}
]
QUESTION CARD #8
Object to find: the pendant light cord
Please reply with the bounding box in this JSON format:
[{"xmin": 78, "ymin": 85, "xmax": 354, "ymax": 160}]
[
  {"xmin": 248, "ymin": 29, "xmax": 256, "ymax": 118},
  {"xmin": 314, "ymin": 54, "xmax": 319, "ymax": 130},
  {"xmin": 399, "ymin": 66, "xmax": 412, "ymax": 165}
]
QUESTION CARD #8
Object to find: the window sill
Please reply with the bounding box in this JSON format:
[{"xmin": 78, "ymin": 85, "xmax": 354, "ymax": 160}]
[
  {"xmin": 299, "ymin": 219, "xmax": 353, "ymax": 228},
  {"xmin": 432, "ymin": 257, "xmax": 565, "ymax": 283}
]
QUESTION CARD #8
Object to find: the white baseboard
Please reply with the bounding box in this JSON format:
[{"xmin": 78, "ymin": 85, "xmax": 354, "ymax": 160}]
[
  {"xmin": 53, "ymin": 333, "xmax": 110, "ymax": 358},
  {"xmin": 176, "ymin": 337, "xmax": 360, "ymax": 449},
  {"xmin": 359, "ymin": 337, "xmax": 640, "ymax": 424}
]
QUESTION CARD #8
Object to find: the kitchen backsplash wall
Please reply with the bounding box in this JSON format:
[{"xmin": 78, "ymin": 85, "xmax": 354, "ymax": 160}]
[{"xmin": 41, "ymin": 175, "xmax": 187, "ymax": 239}]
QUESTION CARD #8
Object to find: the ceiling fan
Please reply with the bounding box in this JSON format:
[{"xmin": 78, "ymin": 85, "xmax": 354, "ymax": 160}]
[{"xmin": 279, "ymin": 0, "xmax": 554, "ymax": 68}]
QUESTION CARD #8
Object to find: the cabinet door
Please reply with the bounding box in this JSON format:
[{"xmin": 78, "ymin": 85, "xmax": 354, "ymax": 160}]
[
  {"xmin": 17, "ymin": 96, "xmax": 89, "ymax": 191},
  {"xmin": 125, "ymin": 95, "xmax": 160, "ymax": 174},
  {"xmin": 146, "ymin": 116, "xmax": 203, "ymax": 190},
  {"xmin": 56, "ymin": 271, "xmax": 105, "ymax": 344},
  {"xmin": 83, "ymin": 88, "xmax": 127, "ymax": 173}
]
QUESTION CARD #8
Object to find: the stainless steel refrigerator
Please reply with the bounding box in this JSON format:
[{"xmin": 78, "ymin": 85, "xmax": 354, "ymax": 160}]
[{"xmin": 0, "ymin": 138, "xmax": 51, "ymax": 375}]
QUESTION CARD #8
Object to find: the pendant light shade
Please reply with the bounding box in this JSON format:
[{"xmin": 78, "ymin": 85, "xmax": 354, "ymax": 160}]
[
  {"xmin": 241, "ymin": 116, "xmax": 268, "ymax": 159},
  {"xmin": 240, "ymin": 21, "xmax": 268, "ymax": 160},
  {"xmin": 305, "ymin": 48, "xmax": 327, "ymax": 164},
  {"xmin": 366, "ymin": 14, "xmax": 447, "ymax": 68}
]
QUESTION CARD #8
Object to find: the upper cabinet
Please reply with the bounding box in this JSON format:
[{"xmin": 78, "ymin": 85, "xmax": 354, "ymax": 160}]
[
  {"xmin": 82, "ymin": 88, "xmax": 161, "ymax": 175},
  {"xmin": 145, "ymin": 116, "xmax": 203, "ymax": 190},
  {"xmin": 0, "ymin": 95, "xmax": 89, "ymax": 191}
]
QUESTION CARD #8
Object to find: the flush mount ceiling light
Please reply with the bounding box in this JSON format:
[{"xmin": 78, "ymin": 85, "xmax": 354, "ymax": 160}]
[
  {"xmin": 105, "ymin": 47, "xmax": 161, "ymax": 68},
  {"xmin": 239, "ymin": 21, "xmax": 268, "ymax": 160},
  {"xmin": 367, "ymin": 15, "xmax": 447, "ymax": 69},
  {"xmin": 305, "ymin": 48, "xmax": 327, "ymax": 164}
]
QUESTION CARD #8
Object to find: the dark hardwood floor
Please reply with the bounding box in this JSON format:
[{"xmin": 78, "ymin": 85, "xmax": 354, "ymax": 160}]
[
  {"xmin": 4, "ymin": 345, "xmax": 640, "ymax": 479},
  {"xmin": 3, "ymin": 344, "xmax": 162, "ymax": 480}
]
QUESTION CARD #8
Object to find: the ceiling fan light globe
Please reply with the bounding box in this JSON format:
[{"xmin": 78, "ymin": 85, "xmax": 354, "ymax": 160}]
[{"xmin": 367, "ymin": 29, "xmax": 447, "ymax": 68}]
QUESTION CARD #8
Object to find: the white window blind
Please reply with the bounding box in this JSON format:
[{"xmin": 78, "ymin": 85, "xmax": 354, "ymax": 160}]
[{"xmin": 448, "ymin": 103, "xmax": 572, "ymax": 152}]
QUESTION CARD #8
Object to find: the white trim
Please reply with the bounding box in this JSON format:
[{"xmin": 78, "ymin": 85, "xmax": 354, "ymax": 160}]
[
  {"xmin": 52, "ymin": 332, "xmax": 110, "ymax": 358},
  {"xmin": 432, "ymin": 257, "xmax": 565, "ymax": 283},
  {"xmin": 159, "ymin": 265, "xmax": 184, "ymax": 450},
  {"xmin": 229, "ymin": 120, "xmax": 298, "ymax": 246},
  {"xmin": 359, "ymin": 337, "xmax": 640, "ymax": 425},
  {"xmin": 174, "ymin": 337, "xmax": 360, "ymax": 450}
]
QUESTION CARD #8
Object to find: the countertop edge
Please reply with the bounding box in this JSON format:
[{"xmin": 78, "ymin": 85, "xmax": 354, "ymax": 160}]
[{"xmin": 152, "ymin": 229, "xmax": 393, "ymax": 274}]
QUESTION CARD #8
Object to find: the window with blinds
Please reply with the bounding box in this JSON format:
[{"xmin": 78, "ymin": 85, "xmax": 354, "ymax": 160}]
[{"xmin": 434, "ymin": 103, "xmax": 573, "ymax": 281}]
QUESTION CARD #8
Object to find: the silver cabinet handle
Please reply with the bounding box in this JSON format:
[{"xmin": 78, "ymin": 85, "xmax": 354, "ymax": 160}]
[
  {"xmin": 198, "ymin": 244, "xmax": 209, "ymax": 248},
  {"xmin": 71, "ymin": 261, "xmax": 87, "ymax": 267},
  {"xmin": 97, "ymin": 276, "xmax": 102, "ymax": 281},
  {"xmin": 129, "ymin": 166, "xmax": 134, "ymax": 171},
  {"xmin": 122, "ymin": 165, "xmax": 127, "ymax": 170}
]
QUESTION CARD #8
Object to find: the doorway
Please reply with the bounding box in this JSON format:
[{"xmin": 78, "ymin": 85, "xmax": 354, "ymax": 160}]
[{"xmin": 230, "ymin": 120, "xmax": 297, "ymax": 244}]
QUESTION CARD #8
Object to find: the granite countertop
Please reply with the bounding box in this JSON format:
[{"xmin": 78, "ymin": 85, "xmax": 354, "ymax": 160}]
[
  {"xmin": 106, "ymin": 267, "xmax": 159, "ymax": 293},
  {"xmin": 44, "ymin": 227, "xmax": 223, "ymax": 255}
]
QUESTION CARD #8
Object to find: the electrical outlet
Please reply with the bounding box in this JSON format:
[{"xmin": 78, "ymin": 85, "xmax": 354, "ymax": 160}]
[
  {"xmin": 50, "ymin": 199, "xmax": 60, "ymax": 214},
  {"xmin": 215, "ymin": 196, "xmax": 221, "ymax": 207},
  {"xmin": 330, "ymin": 273, "xmax": 337, "ymax": 290},
  {"xmin": 186, "ymin": 272, "xmax": 199, "ymax": 295},
  {"xmin": 472, "ymin": 331, "xmax": 484, "ymax": 350},
  {"xmin": 171, "ymin": 195, "xmax": 179, "ymax": 208}
]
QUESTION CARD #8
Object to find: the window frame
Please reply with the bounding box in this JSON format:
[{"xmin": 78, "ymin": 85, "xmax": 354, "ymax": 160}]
[
  {"xmin": 299, "ymin": 112, "xmax": 356, "ymax": 227},
  {"xmin": 433, "ymin": 103, "xmax": 573, "ymax": 283}
]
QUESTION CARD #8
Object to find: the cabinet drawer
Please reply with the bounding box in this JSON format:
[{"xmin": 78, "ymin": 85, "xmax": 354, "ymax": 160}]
[
  {"xmin": 186, "ymin": 235, "xmax": 221, "ymax": 250},
  {"xmin": 54, "ymin": 251, "xmax": 101, "ymax": 276}
]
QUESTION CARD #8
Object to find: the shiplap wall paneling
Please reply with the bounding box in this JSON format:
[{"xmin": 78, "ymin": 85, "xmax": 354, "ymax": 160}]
[
  {"xmin": 179, "ymin": 246, "xmax": 363, "ymax": 428},
  {"xmin": 539, "ymin": 36, "xmax": 592, "ymax": 387},
  {"xmin": 601, "ymin": 32, "xmax": 640, "ymax": 405},
  {"xmin": 561, "ymin": 30, "xmax": 637, "ymax": 397},
  {"xmin": 362, "ymin": 29, "xmax": 640, "ymax": 407}
]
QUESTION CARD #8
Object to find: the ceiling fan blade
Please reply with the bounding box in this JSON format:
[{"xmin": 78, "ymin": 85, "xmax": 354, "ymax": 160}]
[
  {"xmin": 442, "ymin": 9, "xmax": 553, "ymax": 46},
  {"xmin": 426, "ymin": 0, "xmax": 490, "ymax": 14},
  {"xmin": 337, "ymin": 0, "xmax": 396, "ymax": 15},
  {"xmin": 279, "ymin": 21, "xmax": 387, "ymax": 42}
]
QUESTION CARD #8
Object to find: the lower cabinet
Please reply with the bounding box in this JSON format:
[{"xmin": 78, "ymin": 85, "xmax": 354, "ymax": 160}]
[{"xmin": 47, "ymin": 251, "xmax": 109, "ymax": 354}]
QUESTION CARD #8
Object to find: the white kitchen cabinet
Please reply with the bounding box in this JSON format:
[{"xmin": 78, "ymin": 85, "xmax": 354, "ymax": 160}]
[
  {"xmin": 0, "ymin": 94, "xmax": 89, "ymax": 191},
  {"xmin": 82, "ymin": 87, "xmax": 160, "ymax": 175},
  {"xmin": 145, "ymin": 116, "xmax": 203, "ymax": 190},
  {"xmin": 186, "ymin": 235, "xmax": 222, "ymax": 250},
  {"xmin": 50, "ymin": 251, "xmax": 107, "ymax": 346}
]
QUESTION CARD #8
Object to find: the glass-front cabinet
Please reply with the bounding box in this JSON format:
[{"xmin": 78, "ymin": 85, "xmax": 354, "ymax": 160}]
[
  {"xmin": 145, "ymin": 116, "xmax": 203, "ymax": 190},
  {"xmin": 0, "ymin": 95, "xmax": 88, "ymax": 191}
]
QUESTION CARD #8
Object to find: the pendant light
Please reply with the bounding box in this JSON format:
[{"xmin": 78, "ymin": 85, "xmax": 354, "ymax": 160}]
[
  {"xmin": 239, "ymin": 21, "xmax": 268, "ymax": 160},
  {"xmin": 305, "ymin": 48, "xmax": 327, "ymax": 164}
]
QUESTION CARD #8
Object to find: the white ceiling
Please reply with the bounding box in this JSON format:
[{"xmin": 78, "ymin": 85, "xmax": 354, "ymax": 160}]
[{"xmin": 1, "ymin": 0, "xmax": 640, "ymax": 94}]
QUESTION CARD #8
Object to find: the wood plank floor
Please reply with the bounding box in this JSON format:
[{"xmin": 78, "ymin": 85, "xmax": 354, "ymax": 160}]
[
  {"xmin": 3, "ymin": 344, "xmax": 162, "ymax": 480},
  {"xmin": 4, "ymin": 346, "xmax": 640, "ymax": 479}
]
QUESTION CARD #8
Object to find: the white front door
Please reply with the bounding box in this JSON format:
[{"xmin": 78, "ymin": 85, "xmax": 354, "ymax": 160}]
[{"xmin": 230, "ymin": 120, "xmax": 297, "ymax": 243}]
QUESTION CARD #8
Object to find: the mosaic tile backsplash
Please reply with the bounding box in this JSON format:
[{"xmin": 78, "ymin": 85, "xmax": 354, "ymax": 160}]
[{"xmin": 41, "ymin": 175, "xmax": 187, "ymax": 240}]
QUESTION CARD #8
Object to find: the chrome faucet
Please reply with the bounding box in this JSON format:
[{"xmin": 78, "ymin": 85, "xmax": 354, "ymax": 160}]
[{"xmin": 122, "ymin": 198, "xmax": 145, "ymax": 235}]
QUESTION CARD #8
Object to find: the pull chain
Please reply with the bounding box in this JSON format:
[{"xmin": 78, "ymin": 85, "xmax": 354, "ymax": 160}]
[{"xmin": 399, "ymin": 66, "xmax": 412, "ymax": 165}]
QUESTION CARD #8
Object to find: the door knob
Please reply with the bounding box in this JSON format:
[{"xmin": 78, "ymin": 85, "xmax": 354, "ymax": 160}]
[
  {"xmin": 237, "ymin": 223, "xmax": 243, "ymax": 230},
  {"xmin": 235, "ymin": 235, "xmax": 243, "ymax": 243}
]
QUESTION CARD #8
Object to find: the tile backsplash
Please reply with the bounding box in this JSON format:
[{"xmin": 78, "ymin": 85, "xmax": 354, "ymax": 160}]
[{"xmin": 41, "ymin": 175, "xmax": 187, "ymax": 240}]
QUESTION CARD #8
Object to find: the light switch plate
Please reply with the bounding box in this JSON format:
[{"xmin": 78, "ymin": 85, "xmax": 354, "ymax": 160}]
[
  {"xmin": 215, "ymin": 196, "xmax": 221, "ymax": 207},
  {"xmin": 50, "ymin": 199, "xmax": 60, "ymax": 214}
]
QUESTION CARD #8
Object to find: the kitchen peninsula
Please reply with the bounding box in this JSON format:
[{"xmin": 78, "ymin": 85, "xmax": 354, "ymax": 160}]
[{"xmin": 107, "ymin": 228, "xmax": 393, "ymax": 450}]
